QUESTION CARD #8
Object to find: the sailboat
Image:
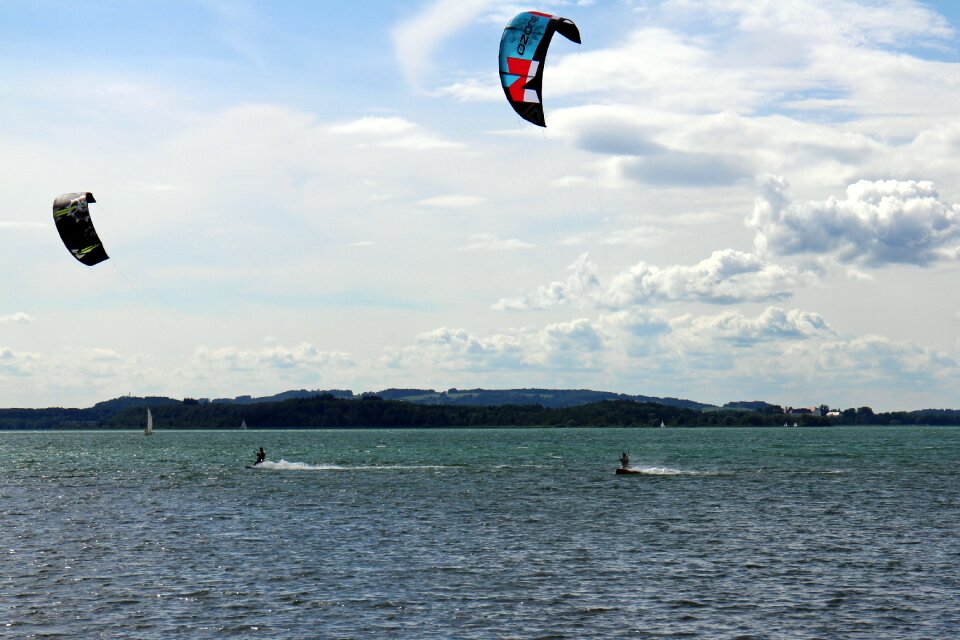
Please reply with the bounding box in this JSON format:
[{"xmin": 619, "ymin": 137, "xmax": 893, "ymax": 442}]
[
  {"xmin": 240, "ymin": 419, "xmax": 248, "ymax": 430},
  {"xmin": 144, "ymin": 408, "xmax": 153, "ymax": 436},
  {"xmin": 660, "ymin": 420, "xmax": 665, "ymax": 428}
]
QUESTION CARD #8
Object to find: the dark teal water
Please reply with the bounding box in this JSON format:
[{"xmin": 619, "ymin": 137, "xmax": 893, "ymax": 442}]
[{"xmin": 2, "ymin": 427, "xmax": 959, "ymax": 638}]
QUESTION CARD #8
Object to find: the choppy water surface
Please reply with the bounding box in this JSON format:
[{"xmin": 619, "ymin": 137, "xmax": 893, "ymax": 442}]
[{"xmin": 2, "ymin": 426, "xmax": 959, "ymax": 638}]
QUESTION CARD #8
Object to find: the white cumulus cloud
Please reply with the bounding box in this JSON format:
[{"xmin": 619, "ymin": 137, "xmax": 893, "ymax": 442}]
[
  {"xmin": 495, "ymin": 253, "xmax": 600, "ymax": 310},
  {"xmin": 748, "ymin": 176, "xmax": 960, "ymax": 266},
  {"xmin": 497, "ymin": 250, "xmax": 811, "ymax": 310},
  {"xmin": 0, "ymin": 312, "xmax": 34, "ymax": 324},
  {"xmin": 607, "ymin": 249, "xmax": 812, "ymax": 306},
  {"xmin": 670, "ymin": 306, "xmax": 835, "ymax": 347}
]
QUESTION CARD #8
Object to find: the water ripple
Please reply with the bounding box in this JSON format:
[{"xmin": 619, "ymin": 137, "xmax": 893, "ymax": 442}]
[{"xmin": 2, "ymin": 427, "xmax": 959, "ymax": 638}]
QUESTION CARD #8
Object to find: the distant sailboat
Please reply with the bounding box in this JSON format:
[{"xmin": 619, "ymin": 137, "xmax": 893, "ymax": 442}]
[
  {"xmin": 660, "ymin": 420, "xmax": 665, "ymax": 428},
  {"xmin": 240, "ymin": 419, "xmax": 248, "ymax": 430},
  {"xmin": 144, "ymin": 408, "xmax": 153, "ymax": 436}
]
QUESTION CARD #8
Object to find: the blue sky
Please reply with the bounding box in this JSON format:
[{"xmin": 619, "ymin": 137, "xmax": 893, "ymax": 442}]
[{"xmin": 3, "ymin": 0, "xmax": 960, "ymax": 410}]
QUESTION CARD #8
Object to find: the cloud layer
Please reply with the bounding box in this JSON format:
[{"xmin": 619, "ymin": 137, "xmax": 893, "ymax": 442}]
[{"xmin": 5, "ymin": 0, "xmax": 960, "ymax": 412}]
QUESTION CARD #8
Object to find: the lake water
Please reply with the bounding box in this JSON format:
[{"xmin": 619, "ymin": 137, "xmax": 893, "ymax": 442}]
[{"xmin": 2, "ymin": 426, "xmax": 959, "ymax": 638}]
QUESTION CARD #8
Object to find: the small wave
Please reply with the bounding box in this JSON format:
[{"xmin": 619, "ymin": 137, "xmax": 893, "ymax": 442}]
[
  {"xmin": 670, "ymin": 598, "xmax": 708, "ymax": 609},
  {"xmin": 492, "ymin": 464, "xmax": 551, "ymax": 469}
]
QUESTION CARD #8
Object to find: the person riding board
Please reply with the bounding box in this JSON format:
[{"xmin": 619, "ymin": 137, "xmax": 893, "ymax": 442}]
[
  {"xmin": 619, "ymin": 451, "xmax": 629, "ymax": 469},
  {"xmin": 253, "ymin": 447, "xmax": 266, "ymax": 466}
]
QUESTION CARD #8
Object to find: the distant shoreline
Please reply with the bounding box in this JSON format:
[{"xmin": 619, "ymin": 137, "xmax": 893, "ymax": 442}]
[
  {"xmin": 3, "ymin": 424, "xmax": 956, "ymax": 432},
  {"xmin": 4, "ymin": 394, "xmax": 960, "ymax": 430}
]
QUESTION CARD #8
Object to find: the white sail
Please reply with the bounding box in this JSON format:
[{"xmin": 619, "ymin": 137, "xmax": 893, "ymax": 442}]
[
  {"xmin": 145, "ymin": 408, "xmax": 153, "ymax": 436},
  {"xmin": 240, "ymin": 419, "xmax": 247, "ymax": 430}
]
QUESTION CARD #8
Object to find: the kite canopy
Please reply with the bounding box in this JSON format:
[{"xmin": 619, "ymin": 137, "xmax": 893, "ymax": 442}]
[
  {"xmin": 52, "ymin": 192, "xmax": 109, "ymax": 266},
  {"xmin": 498, "ymin": 11, "xmax": 580, "ymax": 127}
]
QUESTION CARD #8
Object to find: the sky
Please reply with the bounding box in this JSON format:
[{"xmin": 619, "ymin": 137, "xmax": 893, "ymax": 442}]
[{"xmin": 3, "ymin": 0, "xmax": 960, "ymax": 411}]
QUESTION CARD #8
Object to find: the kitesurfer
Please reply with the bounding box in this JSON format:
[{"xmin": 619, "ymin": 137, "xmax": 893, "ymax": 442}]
[
  {"xmin": 619, "ymin": 451, "xmax": 629, "ymax": 469},
  {"xmin": 253, "ymin": 447, "xmax": 266, "ymax": 466}
]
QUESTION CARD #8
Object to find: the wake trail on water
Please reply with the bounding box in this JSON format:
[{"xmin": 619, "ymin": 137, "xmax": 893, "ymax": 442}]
[
  {"xmin": 624, "ymin": 466, "xmax": 692, "ymax": 476},
  {"xmin": 253, "ymin": 459, "xmax": 448, "ymax": 471}
]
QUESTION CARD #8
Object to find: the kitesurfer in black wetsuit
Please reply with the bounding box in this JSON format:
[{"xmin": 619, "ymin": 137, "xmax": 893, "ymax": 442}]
[
  {"xmin": 253, "ymin": 447, "xmax": 266, "ymax": 466},
  {"xmin": 619, "ymin": 451, "xmax": 630, "ymax": 469}
]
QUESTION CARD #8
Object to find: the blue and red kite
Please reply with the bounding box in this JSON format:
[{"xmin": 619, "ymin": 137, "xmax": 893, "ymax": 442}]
[{"xmin": 498, "ymin": 11, "xmax": 580, "ymax": 127}]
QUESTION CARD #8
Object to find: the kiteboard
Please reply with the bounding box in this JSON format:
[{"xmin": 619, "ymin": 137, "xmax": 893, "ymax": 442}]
[{"xmin": 615, "ymin": 468, "xmax": 646, "ymax": 475}]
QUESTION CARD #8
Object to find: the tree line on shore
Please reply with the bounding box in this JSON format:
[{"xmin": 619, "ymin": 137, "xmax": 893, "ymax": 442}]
[{"xmin": 3, "ymin": 394, "xmax": 960, "ymax": 430}]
